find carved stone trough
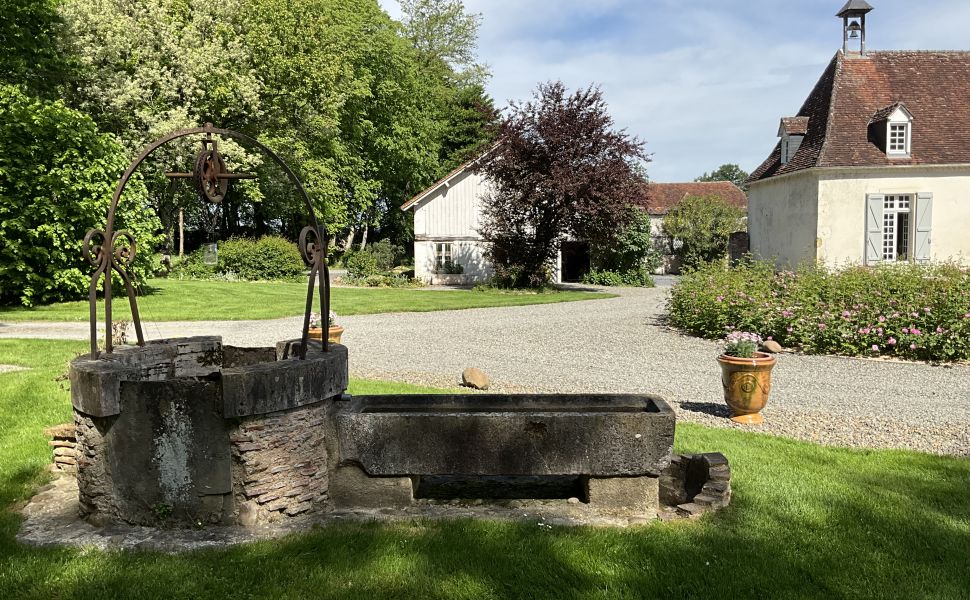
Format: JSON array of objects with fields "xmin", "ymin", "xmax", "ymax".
[{"xmin": 332, "ymin": 394, "xmax": 675, "ymax": 514}]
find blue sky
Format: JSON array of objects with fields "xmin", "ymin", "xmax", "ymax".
[{"xmin": 378, "ymin": 0, "xmax": 970, "ymax": 182}]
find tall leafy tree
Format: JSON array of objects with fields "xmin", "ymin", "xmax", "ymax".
[
  {"xmin": 479, "ymin": 81, "xmax": 648, "ymax": 288},
  {"xmin": 243, "ymin": 0, "xmax": 441, "ymax": 245},
  {"xmin": 0, "ymin": 0, "xmax": 73, "ymax": 98},
  {"xmin": 0, "ymin": 86, "xmax": 162, "ymax": 306},
  {"xmin": 399, "ymin": 0, "xmax": 487, "ymax": 86},
  {"xmin": 438, "ymin": 83, "xmax": 499, "ymax": 173},
  {"xmin": 695, "ymin": 163, "xmax": 750, "ymax": 191}
]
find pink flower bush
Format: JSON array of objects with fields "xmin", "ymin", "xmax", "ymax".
[{"xmin": 668, "ymin": 261, "xmax": 970, "ymax": 362}]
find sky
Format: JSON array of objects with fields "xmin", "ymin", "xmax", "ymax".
[{"xmin": 378, "ymin": 0, "xmax": 970, "ymax": 182}]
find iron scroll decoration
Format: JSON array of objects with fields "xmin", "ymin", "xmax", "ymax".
[{"xmin": 86, "ymin": 123, "xmax": 330, "ymax": 359}]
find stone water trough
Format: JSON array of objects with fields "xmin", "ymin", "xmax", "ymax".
[
  {"xmin": 67, "ymin": 336, "xmax": 729, "ymax": 529},
  {"xmin": 332, "ymin": 394, "xmax": 674, "ymax": 513}
]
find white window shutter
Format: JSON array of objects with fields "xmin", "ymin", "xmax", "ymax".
[
  {"xmin": 865, "ymin": 194, "xmax": 884, "ymax": 265},
  {"xmin": 914, "ymin": 192, "xmax": 933, "ymax": 263}
]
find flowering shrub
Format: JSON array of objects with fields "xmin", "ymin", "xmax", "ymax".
[
  {"xmin": 308, "ymin": 310, "xmax": 337, "ymax": 328},
  {"xmin": 668, "ymin": 261, "xmax": 970, "ymax": 362},
  {"xmin": 723, "ymin": 331, "xmax": 762, "ymax": 358}
]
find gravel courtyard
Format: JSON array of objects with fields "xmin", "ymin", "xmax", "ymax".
[{"xmin": 3, "ymin": 286, "xmax": 969, "ymax": 456}]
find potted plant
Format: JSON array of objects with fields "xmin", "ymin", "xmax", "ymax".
[
  {"xmin": 308, "ymin": 310, "xmax": 343, "ymax": 344},
  {"xmin": 716, "ymin": 331, "xmax": 775, "ymax": 424}
]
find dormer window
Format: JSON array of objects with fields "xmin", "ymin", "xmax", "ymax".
[
  {"xmin": 869, "ymin": 102, "xmax": 912, "ymax": 157},
  {"xmin": 888, "ymin": 122, "xmax": 909, "ymax": 154},
  {"xmin": 778, "ymin": 116, "xmax": 809, "ymax": 165}
]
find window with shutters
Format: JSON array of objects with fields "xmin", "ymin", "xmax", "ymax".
[{"xmin": 881, "ymin": 195, "xmax": 912, "ymax": 261}]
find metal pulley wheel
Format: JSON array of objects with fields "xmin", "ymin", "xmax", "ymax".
[{"xmin": 194, "ymin": 146, "xmax": 230, "ymax": 203}]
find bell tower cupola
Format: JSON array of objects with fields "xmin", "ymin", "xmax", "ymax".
[{"xmin": 837, "ymin": 0, "xmax": 874, "ymax": 56}]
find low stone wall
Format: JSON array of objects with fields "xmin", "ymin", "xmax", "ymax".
[
  {"xmin": 45, "ymin": 424, "xmax": 77, "ymax": 474},
  {"xmin": 73, "ymin": 412, "xmax": 113, "ymax": 524},
  {"xmin": 659, "ymin": 452, "xmax": 732, "ymax": 518}
]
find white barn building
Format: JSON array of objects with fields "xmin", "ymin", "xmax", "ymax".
[
  {"xmin": 400, "ymin": 158, "xmax": 500, "ymax": 285},
  {"xmin": 402, "ymin": 158, "xmax": 747, "ymax": 284}
]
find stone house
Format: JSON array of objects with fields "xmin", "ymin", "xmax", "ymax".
[
  {"xmin": 401, "ymin": 162, "xmax": 746, "ymax": 284},
  {"xmin": 747, "ymin": 2, "xmax": 970, "ymax": 268}
]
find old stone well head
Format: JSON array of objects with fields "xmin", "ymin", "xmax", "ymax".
[{"xmin": 68, "ymin": 124, "xmax": 732, "ymax": 529}]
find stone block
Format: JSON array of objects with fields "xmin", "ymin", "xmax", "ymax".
[
  {"xmin": 337, "ymin": 394, "xmax": 675, "ymax": 477},
  {"xmin": 44, "ymin": 423, "xmax": 75, "ymax": 439},
  {"xmin": 584, "ymin": 476, "xmax": 659, "ymax": 515},
  {"xmin": 676, "ymin": 502, "xmax": 707, "ymax": 519},
  {"xmin": 69, "ymin": 358, "xmax": 139, "ymax": 417},
  {"xmin": 223, "ymin": 344, "xmax": 349, "ymax": 417},
  {"xmin": 173, "ymin": 336, "xmax": 223, "ymax": 378},
  {"xmin": 103, "ymin": 379, "xmax": 232, "ymax": 522},
  {"xmin": 223, "ymin": 346, "xmax": 277, "ymax": 369},
  {"xmin": 329, "ymin": 463, "xmax": 414, "ymax": 509}
]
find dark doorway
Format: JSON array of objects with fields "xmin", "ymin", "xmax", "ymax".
[{"xmin": 560, "ymin": 241, "xmax": 591, "ymax": 282}]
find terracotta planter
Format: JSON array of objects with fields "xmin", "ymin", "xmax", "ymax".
[
  {"xmin": 717, "ymin": 351, "xmax": 776, "ymax": 425},
  {"xmin": 308, "ymin": 326, "xmax": 344, "ymax": 344}
]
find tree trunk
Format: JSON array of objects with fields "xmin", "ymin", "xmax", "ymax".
[
  {"xmin": 359, "ymin": 222, "xmax": 369, "ymax": 249},
  {"xmin": 178, "ymin": 209, "xmax": 185, "ymax": 257},
  {"xmin": 342, "ymin": 228, "xmax": 356, "ymax": 251}
]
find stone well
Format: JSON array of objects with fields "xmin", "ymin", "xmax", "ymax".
[
  {"xmin": 69, "ymin": 336, "xmax": 348, "ymax": 526},
  {"xmin": 68, "ymin": 337, "xmax": 731, "ymax": 529}
]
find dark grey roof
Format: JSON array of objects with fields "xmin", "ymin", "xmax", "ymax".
[{"xmin": 836, "ymin": 0, "xmax": 874, "ymax": 17}]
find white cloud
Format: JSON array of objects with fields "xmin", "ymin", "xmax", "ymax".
[{"xmin": 379, "ymin": 0, "xmax": 970, "ymax": 181}]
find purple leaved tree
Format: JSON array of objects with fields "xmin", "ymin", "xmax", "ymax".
[{"xmin": 478, "ymin": 81, "xmax": 648, "ymax": 288}]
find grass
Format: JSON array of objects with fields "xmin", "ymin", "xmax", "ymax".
[
  {"xmin": 1, "ymin": 338, "xmax": 969, "ymax": 599},
  {"xmin": 0, "ymin": 279, "xmax": 613, "ymax": 322}
]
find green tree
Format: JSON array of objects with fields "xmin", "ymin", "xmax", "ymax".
[
  {"xmin": 0, "ymin": 86, "xmax": 162, "ymax": 306},
  {"xmin": 661, "ymin": 194, "xmax": 745, "ymax": 270},
  {"xmin": 437, "ymin": 83, "xmax": 499, "ymax": 173},
  {"xmin": 695, "ymin": 163, "xmax": 749, "ymax": 191},
  {"xmin": 399, "ymin": 0, "xmax": 488, "ymax": 86},
  {"xmin": 0, "ymin": 0, "xmax": 73, "ymax": 98},
  {"xmin": 243, "ymin": 0, "xmax": 441, "ymax": 246},
  {"xmin": 590, "ymin": 206, "xmax": 662, "ymax": 277}
]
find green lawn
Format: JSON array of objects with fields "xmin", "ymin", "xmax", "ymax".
[
  {"xmin": 0, "ymin": 279, "xmax": 613, "ymax": 322},
  {"xmin": 1, "ymin": 339, "xmax": 969, "ymax": 599}
]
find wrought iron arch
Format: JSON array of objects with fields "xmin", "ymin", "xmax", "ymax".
[{"xmin": 85, "ymin": 123, "xmax": 330, "ymax": 359}]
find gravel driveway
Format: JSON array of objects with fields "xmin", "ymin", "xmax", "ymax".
[{"xmin": 3, "ymin": 286, "xmax": 969, "ymax": 456}]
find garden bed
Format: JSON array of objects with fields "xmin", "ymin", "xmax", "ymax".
[{"xmin": 668, "ymin": 261, "xmax": 970, "ymax": 362}]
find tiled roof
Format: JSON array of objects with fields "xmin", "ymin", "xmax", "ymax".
[
  {"xmin": 780, "ymin": 117, "xmax": 810, "ymax": 135},
  {"xmin": 868, "ymin": 101, "xmax": 907, "ymax": 124},
  {"xmin": 644, "ymin": 182, "xmax": 747, "ymax": 216},
  {"xmin": 749, "ymin": 51, "xmax": 970, "ymax": 184}
]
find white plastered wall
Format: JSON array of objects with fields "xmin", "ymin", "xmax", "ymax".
[
  {"xmin": 817, "ymin": 168, "xmax": 970, "ymax": 267},
  {"xmin": 747, "ymin": 171, "xmax": 820, "ymax": 268}
]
